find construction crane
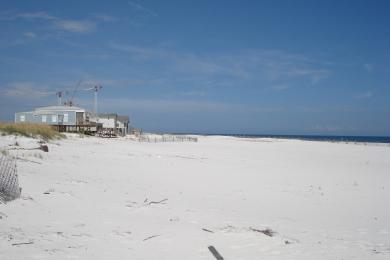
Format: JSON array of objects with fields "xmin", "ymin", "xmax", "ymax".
[
  {"xmin": 64, "ymin": 80, "xmax": 83, "ymax": 106},
  {"xmin": 38, "ymin": 90, "xmax": 67, "ymax": 105},
  {"xmin": 51, "ymin": 80, "xmax": 102, "ymax": 116},
  {"xmin": 84, "ymin": 85, "xmax": 103, "ymax": 116}
]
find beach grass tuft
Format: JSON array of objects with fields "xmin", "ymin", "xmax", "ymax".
[{"xmin": 0, "ymin": 122, "xmax": 65, "ymax": 140}]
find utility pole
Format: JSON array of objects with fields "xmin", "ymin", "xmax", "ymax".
[
  {"xmin": 56, "ymin": 91, "xmax": 63, "ymax": 106},
  {"xmin": 93, "ymin": 85, "xmax": 102, "ymax": 117}
]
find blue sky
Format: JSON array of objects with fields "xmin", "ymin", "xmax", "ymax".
[{"xmin": 0, "ymin": 0, "xmax": 389, "ymax": 135}]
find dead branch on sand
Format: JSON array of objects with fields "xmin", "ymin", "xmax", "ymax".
[
  {"xmin": 143, "ymin": 235, "xmax": 160, "ymax": 241},
  {"xmin": 12, "ymin": 241, "xmax": 34, "ymax": 246},
  {"xmin": 148, "ymin": 198, "xmax": 168, "ymax": 205},
  {"xmin": 249, "ymin": 227, "xmax": 275, "ymax": 237},
  {"xmin": 208, "ymin": 245, "xmax": 224, "ymax": 260}
]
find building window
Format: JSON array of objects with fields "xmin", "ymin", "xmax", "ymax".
[
  {"xmin": 52, "ymin": 115, "xmax": 57, "ymax": 123},
  {"xmin": 20, "ymin": 115, "xmax": 25, "ymax": 122},
  {"xmin": 42, "ymin": 115, "xmax": 47, "ymax": 123},
  {"xmin": 63, "ymin": 113, "xmax": 68, "ymax": 123}
]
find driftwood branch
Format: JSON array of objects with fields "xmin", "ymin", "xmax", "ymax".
[
  {"xmin": 208, "ymin": 246, "xmax": 224, "ymax": 260},
  {"xmin": 7, "ymin": 145, "xmax": 48, "ymax": 152},
  {"xmin": 143, "ymin": 235, "xmax": 160, "ymax": 241},
  {"xmin": 202, "ymin": 228, "xmax": 214, "ymax": 233},
  {"xmin": 148, "ymin": 198, "xmax": 168, "ymax": 205},
  {"xmin": 12, "ymin": 241, "xmax": 34, "ymax": 246},
  {"xmin": 249, "ymin": 227, "xmax": 275, "ymax": 237}
]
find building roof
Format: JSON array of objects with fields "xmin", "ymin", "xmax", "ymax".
[
  {"xmin": 93, "ymin": 113, "xmax": 129, "ymax": 122},
  {"xmin": 117, "ymin": 115, "xmax": 129, "ymax": 123},
  {"xmin": 35, "ymin": 105, "xmax": 85, "ymax": 112},
  {"xmin": 97, "ymin": 113, "xmax": 117, "ymax": 119}
]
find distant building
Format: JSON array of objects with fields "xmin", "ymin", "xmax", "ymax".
[
  {"xmin": 15, "ymin": 106, "xmax": 85, "ymax": 125},
  {"xmin": 117, "ymin": 115, "xmax": 130, "ymax": 136},
  {"xmin": 14, "ymin": 106, "xmax": 99, "ymax": 132},
  {"xmin": 15, "ymin": 106, "xmax": 130, "ymax": 136},
  {"xmin": 89, "ymin": 113, "xmax": 130, "ymax": 136}
]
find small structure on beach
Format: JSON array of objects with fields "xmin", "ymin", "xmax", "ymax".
[{"xmin": 89, "ymin": 113, "xmax": 129, "ymax": 136}]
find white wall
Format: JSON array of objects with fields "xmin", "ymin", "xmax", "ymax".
[{"xmin": 98, "ymin": 118, "xmax": 116, "ymax": 128}]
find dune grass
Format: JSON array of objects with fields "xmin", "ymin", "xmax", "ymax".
[{"xmin": 0, "ymin": 122, "xmax": 65, "ymax": 140}]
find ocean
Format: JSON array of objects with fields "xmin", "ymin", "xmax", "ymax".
[{"xmin": 198, "ymin": 134, "xmax": 390, "ymax": 144}]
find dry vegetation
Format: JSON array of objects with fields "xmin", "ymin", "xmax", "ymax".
[{"xmin": 0, "ymin": 122, "xmax": 65, "ymax": 140}]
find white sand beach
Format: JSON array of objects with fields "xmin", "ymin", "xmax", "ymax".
[{"xmin": 1, "ymin": 135, "xmax": 390, "ymax": 259}]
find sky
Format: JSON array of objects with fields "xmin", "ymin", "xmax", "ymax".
[{"xmin": 0, "ymin": 0, "xmax": 389, "ymax": 135}]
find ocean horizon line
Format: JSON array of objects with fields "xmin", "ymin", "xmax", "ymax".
[{"xmin": 162, "ymin": 133, "xmax": 390, "ymax": 144}]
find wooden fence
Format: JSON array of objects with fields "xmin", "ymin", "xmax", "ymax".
[
  {"xmin": 0, "ymin": 154, "xmax": 21, "ymax": 203},
  {"xmin": 138, "ymin": 135, "xmax": 198, "ymax": 143}
]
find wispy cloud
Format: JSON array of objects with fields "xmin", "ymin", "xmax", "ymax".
[
  {"xmin": 364, "ymin": 63, "xmax": 374, "ymax": 72},
  {"xmin": 128, "ymin": 1, "xmax": 157, "ymax": 17},
  {"xmin": 354, "ymin": 91, "xmax": 373, "ymax": 99},
  {"xmin": 0, "ymin": 11, "xmax": 55, "ymax": 20},
  {"xmin": 95, "ymin": 98, "xmax": 283, "ymax": 115},
  {"xmin": 287, "ymin": 68, "xmax": 330, "ymax": 84},
  {"xmin": 270, "ymin": 84, "xmax": 290, "ymax": 91},
  {"xmin": 109, "ymin": 43, "xmax": 332, "ymax": 88},
  {"xmin": 23, "ymin": 32, "xmax": 37, "ymax": 38},
  {"xmin": 109, "ymin": 42, "xmax": 166, "ymax": 60},
  {"xmin": 0, "ymin": 82, "xmax": 53, "ymax": 100},
  {"xmin": 180, "ymin": 90, "xmax": 207, "ymax": 97},
  {"xmin": 92, "ymin": 14, "xmax": 117, "ymax": 22},
  {"xmin": 54, "ymin": 19, "xmax": 96, "ymax": 33},
  {"xmin": 80, "ymin": 53, "xmax": 113, "ymax": 60},
  {"xmin": 1, "ymin": 10, "xmax": 115, "ymax": 34}
]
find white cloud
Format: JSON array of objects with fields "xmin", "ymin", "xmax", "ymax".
[
  {"xmin": 354, "ymin": 91, "xmax": 373, "ymax": 99},
  {"xmin": 80, "ymin": 53, "xmax": 113, "ymax": 60},
  {"xmin": 0, "ymin": 11, "xmax": 56, "ymax": 20},
  {"xmin": 287, "ymin": 68, "xmax": 330, "ymax": 84},
  {"xmin": 54, "ymin": 20, "xmax": 96, "ymax": 33},
  {"xmin": 94, "ymin": 98, "xmax": 282, "ymax": 115},
  {"xmin": 109, "ymin": 42, "xmax": 167, "ymax": 60},
  {"xmin": 364, "ymin": 63, "xmax": 374, "ymax": 72},
  {"xmin": 180, "ymin": 90, "xmax": 207, "ymax": 97},
  {"xmin": 109, "ymin": 43, "xmax": 332, "ymax": 87},
  {"xmin": 1, "ymin": 10, "xmax": 114, "ymax": 34},
  {"xmin": 92, "ymin": 14, "xmax": 117, "ymax": 22},
  {"xmin": 128, "ymin": 1, "xmax": 157, "ymax": 17},
  {"xmin": 23, "ymin": 32, "xmax": 36, "ymax": 38},
  {"xmin": 271, "ymin": 84, "xmax": 290, "ymax": 91},
  {"xmin": 1, "ymin": 82, "xmax": 53, "ymax": 99}
]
